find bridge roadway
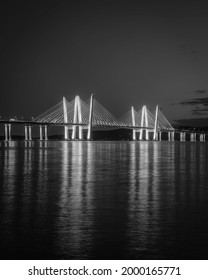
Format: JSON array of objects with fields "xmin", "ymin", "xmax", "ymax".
[
  {"xmin": 0, "ymin": 119, "xmax": 206, "ymax": 142},
  {"xmin": 0, "ymin": 119, "xmax": 172, "ymax": 129}
]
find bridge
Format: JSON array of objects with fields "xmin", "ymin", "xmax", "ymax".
[{"xmin": 0, "ymin": 94, "xmax": 207, "ymax": 141}]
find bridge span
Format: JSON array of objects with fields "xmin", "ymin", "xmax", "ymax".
[{"xmin": 0, "ymin": 94, "xmax": 207, "ymax": 142}]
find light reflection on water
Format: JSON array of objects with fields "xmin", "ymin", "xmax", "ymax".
[{"xmin": 0, "ymin": 141, "xmax": 208, "ymax": 259}]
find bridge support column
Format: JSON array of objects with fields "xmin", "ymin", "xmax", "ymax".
[
  {"xmin": 72, "ymin": 127, "xmax": 76, "ymax": 140},
  {"xmin": 145, "ymin": 130, "xmax": 149, "ymax": 140},
  {"xmin": 171, "ymin": 132, "xmax": 174, "ymax": 141},
  {"xmin": 64, "ymin": 127, "xmax": 68, "ymax": 140},
  {"xmin": 190, "ymin": 133, "xmax": 196, "ymax": 141},
  {"xmin": 200, "ymin": 134, "xmax": 203, "ymax": 141},
  {"xmin": 180, "ymin": 132, "xmax": 186, "ymax": 141},
  {"xmin": 40, "ymin": 126, "xmax": 43, "ymax": 141},
  {"xmin": 8, "ymin": 124, "xmax": 11, "ymax": 141},
  {"xmin": 79, "ymin": 126, "xmax": 83, "ymax": 140},
  {"xmin": 4, "ymin": 124, "xmax": 8, "ymax": 141},
  {"xmin": 44, "ymin": 125, "xmax": 48, "ymax": 141},
  {"xmin": 159, "ymin": 132, "xmax": 162, "ymax": 141},
  {"xmin": 190, "ymin": 133, "xmax": 192, "ymax": 141},
  {"xmin": 29, "ymin": 126, "xmax": 32, "ymax": 141},
  {"xmin": 25, "ymin": 125, "xmax": 28, "ymax": 141},
  {"xmin": 203, "ymin": 134, "xmax": 206, "ymax": 141},
  {"xmin": 139, "ymin": 129, "xmax": 143, "ymax": 140},
  {"xmin": 168, "ymin": 132, "xmax": 171, "ymax": 141},
  {"xmin": 132, "ymin": 129, "xmax": 136, "ymax": 140}
]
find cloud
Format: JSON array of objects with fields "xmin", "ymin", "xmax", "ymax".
[
  {"xmin": 178, "ymin": 96, "xmax": 208, "ymax": 116},
  {"xmin": 179, "ymin": 97, "xmax": 208, "ymax": 106},
  {"xmin": 192, "ymin": 108, "xmax": 208, "ymax": 115},
  {"xmin": 194, "ymin": 89, "xmax": 207, "ymax": 94}
]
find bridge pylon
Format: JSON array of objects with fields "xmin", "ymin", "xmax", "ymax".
[
  {"xmin": 87, "ymin": 94, "xmax": 94, "ymax": 140},
  {"xmin": 63, "ymin": 97, "xmax": 69, "ymax": 140},
  {"xmin": 140, "ymin": 106, "xmax": 149, "ymax": 140},
  {"xmin": 131, "ymin": 106, "xmax": 136, "ymax": 140},
  {"xmin": 153, "ymin": 105, "xmax": 159, "ymax": 140},
  {"xmin": 72, "ymin": 96, "xmax": 83, "ymax": 140}
]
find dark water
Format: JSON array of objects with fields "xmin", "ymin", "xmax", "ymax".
[{"xmin": 0, "ymin": 140, "xmax": 208, "ymax": 260}]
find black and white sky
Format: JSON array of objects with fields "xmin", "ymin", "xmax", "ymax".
[{"xmin": 1, "ymin": 0, "xmax": 208, "ymax": 126}]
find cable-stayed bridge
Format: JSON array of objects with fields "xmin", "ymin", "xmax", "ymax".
[{"xmin": 0, "ymin": 94, "xmax": 207, "ymax": 141}]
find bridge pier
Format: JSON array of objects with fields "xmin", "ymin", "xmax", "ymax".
[
  {"xmin": 139, "ymin": 129, "xmax": 149, "ymax": 140},
  {"xmin": 139, "ymin": 129, "xmax": 143, "ymax": 140},
  {"xmin": 168, "ymin": 132, "xmax": 171, "ymax": 141},
  {"xmin": 199, "ymin": 133, "xmax": 205, "ymax": 142},
  {"xmin": 4, "ymin": 124, "xmax": 11, "ymax": 141},
  {"xmin": 24, "ymin": 125, "xmax": 32, "ymax": 141},
  {"xmin": 29, "ymin": 126, "xmax": 32, "ymax": 140},
  {"xmin": 72, "ymin": 126, "xmax": 76, "ymax": 140},
  {"xmin": 180, "ymin": 132, "xmax": 186, "ymax": 141},
  {"xmin": 8, "ymin": 124, "xmax": 11, "ymax": 141},
  {"xmin": 190, "ymin": 133, "xmax": 196, "ymax": 141},
  {"xmin": 4, "ymin": 124, "xmax": 8, "ymax": 141},
  {"xmin": 40, "ymin": 126, "xmax": 43, "ymax": 140},
  {"xmin": 39, "ymin": 125, "xmax": 48, "ymax": 140},
  {"xmin": 25, "ymin": 125, "xmax": 28, "ymax": 141},
  {"xmin": 145, "ymin": 130, "xmax": 149, "ymax": 140},
  {"xmin": 132, "ymin": 130, "xmax": 136, "ymax": 140},
  {"xmin": 64, "ymin": 127, "xmax": 69, "ymax": 140},
  {"xmin": 159, "ymin": 132, "xmax": 162, "ymax": 141},
  {"xmin": 79, "ymin": 126, "xmax": 83, "ymax": 140},
  {"xmin": 171, "ymin": 131, "xmax": 175, "ymax": 141},
  {"xmin": 45, "ymin": 125, "xmax": 48, "ymax": 141},
  {"xmin": 193, "ymin": 133, "xmax": 196, "ymax": 141}
]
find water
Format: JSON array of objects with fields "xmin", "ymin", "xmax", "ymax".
[{"xmin": 0, "ymin": 140, "xmax": 208, "ymax": 260}]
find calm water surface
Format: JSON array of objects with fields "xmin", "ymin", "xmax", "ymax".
[{"xmin": 0, "ymin": 140, "xmax": 208, "ymax": 259}]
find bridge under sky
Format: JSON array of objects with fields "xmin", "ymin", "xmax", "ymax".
[
  {"xmin": 1, "ymin": 1, "xmax": 208, "ymax": 127},
  {"xmin": 0, "ymin": 94, "xmax": 206, "ymax": 142}
]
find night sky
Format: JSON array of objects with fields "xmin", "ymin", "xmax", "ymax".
[{"xmin": 1, "ymin": 0, "xmax": 208, "ymax": 126}]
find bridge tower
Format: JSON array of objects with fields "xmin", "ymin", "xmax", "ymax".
[
  {"xmin": 131, "ymin": 106, "xmax": 136, "ymax": 140},
  {"xmin": 63, "ymin": 97, "xmax": 68, "ymax": 140},
  {"xmin": 87, "ymin": 94, "xmax": 94, "ymax": 140},
  {"xmin": 153, "ymin": 105, "xmax": 159, "ymax": 140},
  {"xmin": 140, "ymin": 106, "xmax": 149, "ymax": 140},
  {"xmin": 72, "ymin": 96, "xmax": 83, "ymax": 140}
]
